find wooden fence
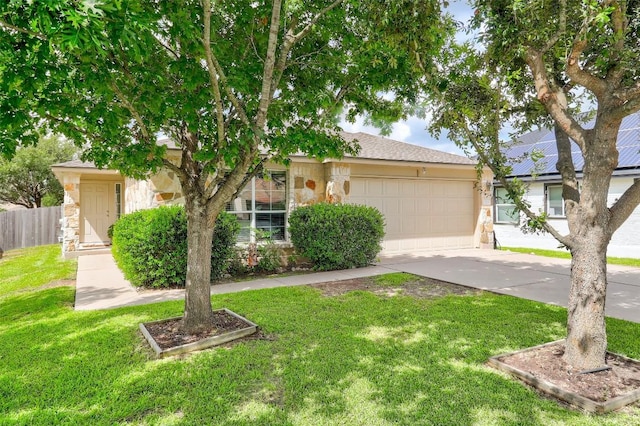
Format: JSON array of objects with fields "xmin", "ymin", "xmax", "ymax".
[{"xmin": 0, "ymin": 206, "xmax": 63, "ymax": 252}]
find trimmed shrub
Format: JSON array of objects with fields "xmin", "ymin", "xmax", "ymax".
[
  {"xmin": 111, "ymin": 206, "xmax": 239, "ymax": 288},
  {"xmin": 288, "ymin": 203, "xmax": 385, "ymax": 271},
  {"xmin": 210, "ymin": 210, "xmax": 241, "ymax": 279}
]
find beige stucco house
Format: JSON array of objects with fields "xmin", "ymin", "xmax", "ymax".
[{"xmin": 53, "ymin": 132, "xmax": 493, "ymax": 258}]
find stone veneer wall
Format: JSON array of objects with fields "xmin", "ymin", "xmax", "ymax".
[
  {"xmin": 61, "ymin": 174, "xmax": 81, "ymax": 253},
  {"xmin": 324, "ymin": 162, "xmax": 351, "ymax": 204},
  {"xmin": 125, "ymin": 160, "xmax": 348, "ymax": 218},
  {"xmin": 289, "ymin": 162, "xmax": 327, "ymax": 207},
  {"xmin": 124, "ymin": 170, "xmax": 183, "ymax": 214},
  {"xmin": 287, "ymin": 161, "xmax": 352, "ymax": 207}
]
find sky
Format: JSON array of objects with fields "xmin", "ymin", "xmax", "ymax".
[{"xmin": 339, "ymin": 1, "xmax": 475, "ymax": 156}]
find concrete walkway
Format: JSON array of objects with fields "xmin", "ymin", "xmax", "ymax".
[{"xmin": 75, "ymin": 249, "xmax": 640, "ymax": 323}]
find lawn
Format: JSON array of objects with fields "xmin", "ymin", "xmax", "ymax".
[
  {"xmin": 2, "ymin": 248, "xmax": 640, "ymax": 424},
  {"xmin": 501, "ymin": 246, "xmax": 640, "ymax": 267},
  {"xmin": 0, "ymin": 244, "xmax": 77, "ymax": 297}
]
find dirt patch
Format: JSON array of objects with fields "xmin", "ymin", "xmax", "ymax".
[
  {"xmin": 38, "ymin": 279, "xmax": 76, "ymax": 290},
  {"xmin": 5, "ymin": 280, "xmax": 76, "ymax": 297},
  {"xmin": 310, "ymin": 276, "xmax": 480, "ymax": 298},
  {"xmin": 497, "ymin": 341, "xmax": 640, "ymax": 406}
]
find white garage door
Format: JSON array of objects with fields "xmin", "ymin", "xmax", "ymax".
[{"xmin": 350, "ymin": 178, "xmax": 475, "ymax": 253}]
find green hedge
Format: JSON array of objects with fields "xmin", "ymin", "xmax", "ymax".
[
  {"xmin": 288, "ymin": 203, "xmax": 385, "ymax": 271},
  {"xmin": 111, "ymin": 206, "xmax": 239, "ymax": 288}
]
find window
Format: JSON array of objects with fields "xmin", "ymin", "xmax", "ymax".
[
  {"xmin": 115, "ymin": 183, "xmax": 122, "ymax": 219},
  {"xmin": 494, "ymin": 187, "xmax": 519, "ymax": 223},
  {"xmin": 226, "ymin": 171, "xmax": 287, "ymax": 242},
  {"xmin": 546, "ymin": 185, "xmax": 565, "ymax": 217}
]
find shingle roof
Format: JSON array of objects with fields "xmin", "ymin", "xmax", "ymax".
[
  {"xmin": 52, "ymin": 159, "xmax": 96, "ymax": 168},
  {"xmin": 505, "ymin": 112, "xmax": 640, "ymax": 178},
  {"xmin": 52, "ymin": 132, "xmax": 475, "ymax": 169},
  {"xmin": 339, "ymin": 132, "xmax": 475, "ymax": 165}
]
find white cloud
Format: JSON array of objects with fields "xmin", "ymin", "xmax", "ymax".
[{"xmin": 389, "ymin": 122, "xmax": 412, "ymax": 142}]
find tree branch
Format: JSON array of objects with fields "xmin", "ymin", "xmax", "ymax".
[
  {"xmin": 202, "ymin": 0, "xmax": 226, "ymax": 150},
  {"xmin": 554, "ymin": 125, "xmax": 581, "ymax": 230},
  {"xmin": 162, "ymin": 157, "xmax": 183, "ymax": 177},
  {"xmin": 255, "ymin": 0, "xmax": 284, "ymax": 129},
  {"xmin": 525, "ymin": 48, "xmax": 588, "ymax": 151},
  {"xmin": 0, "ymin": 19, "xmax": 47, "ymax": 40},
  {"xmin": 565, "ymin": 11, "xmax": 608, "ymax": 98},
  {"xmin": 43, "ymin": 113, "xmax": 106, "ymax": 144},
  {"xmin": 207, "ymin": 48, "xmax": 252, "ymax": 129},
  {"xmin": 540, "ymin": 0, "xmax": 567, "ymax": 52},
  {"xmin": 605, "ymin": 0, "xmax": 627, "ymax": 84},
  {"xmin": 612, "ymin": 81, "xmax": 640, "ymax": 105},
  {"xmin": 609, "ymin": 92, "xmax": 640, "ymax": 120},
  {"xmin": 110, "ymin": 81, "xmax": 151, "ymax": 141},
  {"xmin": 609, "ymin": 179, "xmax": 640, "ymax": 233},
  {"xmin": 151, "ymin": 33, "xmax": 180, "ymax": 59},
  {"xmin": 457, "ymin": 114, "xmax": 573, "ymax": 248},
  {"xmin": 269, "ymin": 0, "xmax": 344, "ymax": 102},
  {"xmin": 291, "ymin": 0, "xmax": 344, "ymax": 43}
]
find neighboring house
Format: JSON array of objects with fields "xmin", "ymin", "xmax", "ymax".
[
  {"xmin": 493, "ymin": 112, "xmax": 640, "ymax": 258},
  {"xmin": 53, "ymin": 132, "xmax": 493, "ymax": 258}
]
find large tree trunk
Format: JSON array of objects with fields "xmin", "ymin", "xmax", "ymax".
[
  {"xmin": 562, "ymin": 120, "xmax": 618, "ymax": 370},
  {"xmin": 565, "ymin": 236, "xmax": 609, "ymax": 370},
  {"xmin": 181, "ymin": 197, "xmax": 215, "ymax": 334}
]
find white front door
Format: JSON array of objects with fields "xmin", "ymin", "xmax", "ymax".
[{"xmin": 81, "ymin": 182, "xmax": 114, "ymax": 244}]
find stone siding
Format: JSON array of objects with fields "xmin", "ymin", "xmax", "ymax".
[
  {"xmin": 289, "ymin": 162, "xmax": 327, "ymax": 207},
  {"xmin": 61, "ymin": 174, "xmax": 81, "ymax": 253},
  {"xmin": 324, "ymin": 162, "xmax": 351, "ymax": 204},
  {"xmin": 124, "ymin": 170, "xmax": 183, "ymax": 214}
]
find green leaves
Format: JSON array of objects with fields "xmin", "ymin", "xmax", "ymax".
[
  {"xmin": 111, "ymin": 206, "xmax": 240, "ymax": 287},
  {"xmin": 0, "ymin": 0, "xmax": 450, "ymax": 178},
  {"xmin": 0, "ymin": 135, "xmax": 76, "ymax": 208},
  {"xmin": 288, "ymin": 203, "xmax": 385, "ymax": 271}
]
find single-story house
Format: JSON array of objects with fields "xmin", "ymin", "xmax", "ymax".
[
  {"xmin": 53, "ymin": 132, "xmax": 493, "ymax": 258},
  {"xmin": 493, "ymin": 112, "xmax": 640, "ymax": 258}
]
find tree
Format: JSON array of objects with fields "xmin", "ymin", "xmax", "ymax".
[
  {"xmin": 0, "ymin": 135, "xmax": 76, "ymax": 208},
  {"xmin": 0, "ymin": 1, "xmax": 450, "ymax": 333},
  {"xmin": 431, "ymin": 0, "xmax": 640, "ymax": 370}
]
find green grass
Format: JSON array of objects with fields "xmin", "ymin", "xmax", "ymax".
[
  {"xmin": 373, "ymin": 272, "xmax": 416, "ymax": 287},
  {"xmin": 502, "ymin": 246, "xmax": 640, "ymax": 267},
  {"xmin": 2, "ymin": 248, "xmax": 640, "ymax": 424},
  {"xmin": 0, "ymin": 245, "xmax": 77, "ymax": 297}
]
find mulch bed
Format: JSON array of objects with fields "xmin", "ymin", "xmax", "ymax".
[
  {"xmin": 497, "ymin": 341, "xmax": 640, "ymax": 403},
  {"xmin": 143, "ymin": 310, "xmax": 253, "ymax": 350}
]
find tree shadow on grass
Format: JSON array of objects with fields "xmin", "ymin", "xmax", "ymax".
[{"xmin": 1, "ymin": 285, "xmax": 640, "ymax": 425}]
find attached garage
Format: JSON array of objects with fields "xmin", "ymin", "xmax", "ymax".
[
  {"xmin": 341, "ymin": 132, "xmax": 488, "ymax": 255},
  {"xmin": 350, "ymin": 177, "xmax": 476, "ymax": 253}
]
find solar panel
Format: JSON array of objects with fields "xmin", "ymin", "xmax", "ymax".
[{"xmin": 504, "ymin": 111, "xmax": 640, "ymax": 177}]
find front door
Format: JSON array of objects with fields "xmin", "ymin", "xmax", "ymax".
[{"xmin": 81, "ymin": 182, "xmax": 114, "ymax": 244}]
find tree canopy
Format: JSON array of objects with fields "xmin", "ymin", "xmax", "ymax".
[
  {"xmin": 0, "ymin": 135, "xmax": 76, "ymax": 208},
  {"xmin": 0, "ymin": 0, "xmax": 452, "ymax": 332}
]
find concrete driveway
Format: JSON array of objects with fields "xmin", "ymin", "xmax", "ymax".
[
  {"xmin": 75, "ymin": 248, "xmax": 640, "ymax": 323},
  {"xmin": 380, "ymin": 249, "xmax": 640, "ymax": 323}
]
